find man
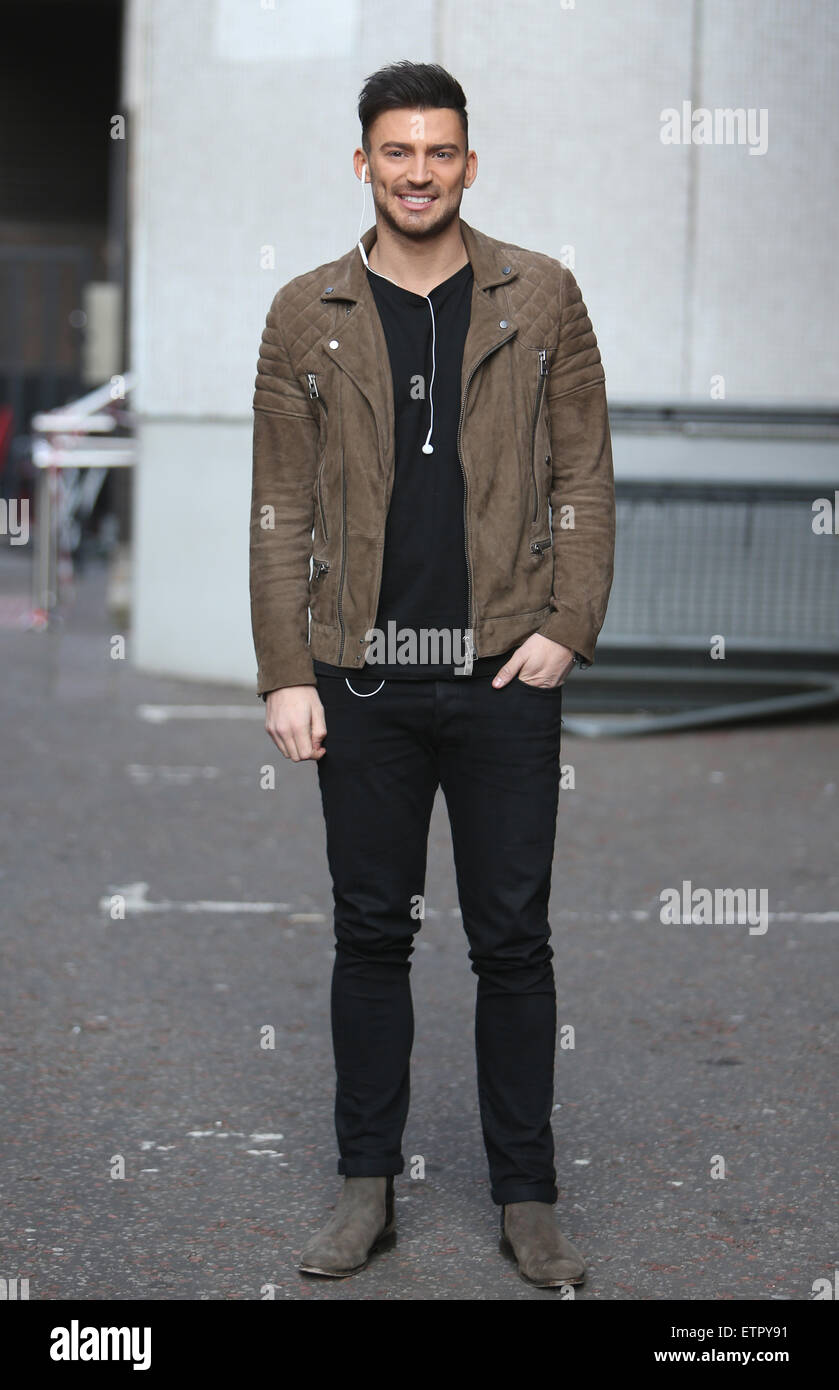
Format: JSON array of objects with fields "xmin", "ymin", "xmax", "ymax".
[{"xmin": 250, "ymin": 60, "xmax": 615, "ymax": 1288}]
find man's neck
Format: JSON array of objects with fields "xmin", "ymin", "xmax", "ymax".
[{"xmin": 367, "ymin": 217, "xmax": 470, "ymax": 296}]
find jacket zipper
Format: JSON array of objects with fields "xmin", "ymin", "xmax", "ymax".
[
  {"xmin": 337, "ymin": 446, "xmax": 347, "ymax": 661},
  {"xmin": 531, "ymin": 349, "xmax": 548, "ymax": 522},
  {"xmin": 530, "ymin": 536, "xmax": 552, "ymax": 554},
  {"xmin": 353, "ymin": 392, "xmax": 391, "ymax": 668},
  {"xmin": 312, "ymin": 559, "xmax": 330, "ymax": 579},
  {"xmin": 456, "ymin": 328, "xmax": 518, "ymax": 647},
  {"xmin": 316, "ymin": 457, "xmax": 328, "ymax": 540},
  {"xmin": 307, "ymin": 374, "xmax": 329, "ymax": 540}
]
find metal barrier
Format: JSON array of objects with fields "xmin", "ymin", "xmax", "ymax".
[
  {"xmin": 562, "ymin": 459, "xmax": 839, "ymax": 735},
  {"xmin": 30, "ymin": 376, "xmax": 136, "ymax": 626}
]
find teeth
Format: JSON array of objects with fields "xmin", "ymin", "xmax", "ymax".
[{"xmin": 401, "ymin": 196, "xmax": 432, "ymax": 204}]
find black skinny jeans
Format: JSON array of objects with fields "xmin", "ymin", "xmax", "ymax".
[{"xmin": 314, "ymin": 668, "xmax": 564, "ymax": 1206}]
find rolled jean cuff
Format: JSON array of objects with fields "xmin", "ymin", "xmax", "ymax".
[
  {"xmin": 492, "ymin": 1181, "xmax": 558, "ymax": 1206},
  {"xmin": 338, "ymin": 1157, "xmax": 405, "ymax": 1178}
]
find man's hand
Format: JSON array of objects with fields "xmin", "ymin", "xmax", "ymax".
[
  {"xmin": 265, "ymin": 686, "xmax": 327, "ymax": 762},
  {"xmin": 491, "ymin": 633, "xmax": 575, "ymax": 689}
]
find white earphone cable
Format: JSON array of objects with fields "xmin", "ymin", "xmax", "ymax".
[{"xmin": 357, "ymin": 164, "xmax": 435, "ymax": 454}]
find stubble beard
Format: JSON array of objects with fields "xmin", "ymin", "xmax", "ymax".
[{"xmin": 372, "ymin": 185, "xmax": 463, "ymax": 243}]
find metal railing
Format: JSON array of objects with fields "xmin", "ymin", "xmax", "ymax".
[
  {"xmin": 30, "ymin": 375, "xmax": 136, "ymax": 626},
  {"xmin": 562, "ymin": 442, "xmax": 839, "ymax": 734}
]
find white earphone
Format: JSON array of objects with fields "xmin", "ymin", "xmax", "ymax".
[{"xmin": 356, "ymin": 159, "xmax": 435, "ymax": 455}]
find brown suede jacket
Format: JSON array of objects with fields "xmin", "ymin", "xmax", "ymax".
[{"xmin": 250, "ymin": 218, "xmax": 615, "ymax": 697}]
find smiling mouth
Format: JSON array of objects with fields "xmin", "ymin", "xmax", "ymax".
[{"xmin": 396, "ymin": 193, "xmax": 437, "ymax": 208}]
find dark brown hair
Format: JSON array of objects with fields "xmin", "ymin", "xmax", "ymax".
[{"xmin": 358, "ymin": 61, "xmax": 469, "ymax": 155}]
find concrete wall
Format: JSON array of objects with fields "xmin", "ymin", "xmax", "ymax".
[{"xmin": 126, "ymin": 0, "xmax": 839, "ymax": 690}]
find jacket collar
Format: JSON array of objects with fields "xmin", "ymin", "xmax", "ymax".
[
  {"xmin": 313, "ymin": 219, "xmax": 519, "ymax": 484},
  {"xmin": 319, "ymin": 218, "xmax": 519, "ymax": 304}
]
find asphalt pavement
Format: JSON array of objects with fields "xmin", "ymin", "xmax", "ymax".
[{"xmin": 1, "ymin": 546, "xmax": 836, "ymax": 1301}]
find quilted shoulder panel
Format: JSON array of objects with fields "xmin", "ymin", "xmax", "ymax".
[
  {"xmin": 475, "ymin": 231, "xmax": 604, "ymax": 392},
  {"xmin": 482, "ymin": 229, "xmax": 605, "ymax": 393},
  {"xmin": 269, "ymin": 248, "xmax": 351, "ymax": 361},
  {"xmin": 477, "ymin": 230, "xmax": 564, "ymax": 347},
  {"xmin": 253, "ymin": 245, "xmax": 353, "ymax": 411}
]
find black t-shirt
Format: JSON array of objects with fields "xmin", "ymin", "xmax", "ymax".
[{"xmin": 313, "ymin": 260, "xmax": 514, "ymax": 680}]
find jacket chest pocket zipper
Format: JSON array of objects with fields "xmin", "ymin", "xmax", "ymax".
[
  {"xmin": 530, "ymin": 349, "xmax": 548, "ymax": 522},
  {"xmin": 312, "ymin": 559, "xmax": 330, "ymax": 580},
  {"xmin": 530, "ymin": 537, "xmax": 552, "ymax": 555},
  {"xmin": 316, "ymin": 458, "xmax": 328, "ymax": 539},
  {"xmin": 308, "ymin": 374, "xmax": 329, "ymax": 540}
]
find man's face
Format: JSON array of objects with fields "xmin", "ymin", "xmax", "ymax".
[{"xmin": 356, "ymin": 106, "xmax": 477, "ymax": 242}]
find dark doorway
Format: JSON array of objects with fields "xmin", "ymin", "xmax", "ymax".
[{"xmin": 0, "ymin": 0, "xmax": 127, "ymax": 542}]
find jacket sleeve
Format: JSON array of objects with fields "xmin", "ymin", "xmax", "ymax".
[
  {"xmin": 534, "ymin": 264, "xmax": 616, "ymax": 668},
  {"xmin": 249, "ymin": 288, "xmax": 320, "ymax": 696}
]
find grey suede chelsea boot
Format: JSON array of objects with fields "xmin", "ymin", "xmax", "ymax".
[
  {"xmin": 297, "ymin": 1175, "xmax": 396, "ymax": 1277},
  {"xmin": 500, "ymin": 1201, "xmax": 587, "ymax": 1287}
]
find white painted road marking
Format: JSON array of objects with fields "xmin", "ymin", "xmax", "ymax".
[
  {"xmin": 99, "ymin": 882, "xmax": 293, "ymax": 915},
  {"xmin": 97, "ymin": 883, "xmax": 838, "ymax": 924},
  {"xmin": 126, "ymin": 764, "xmax": 221, "ymax": 784},
  {"xmin": 137, "ymin": 705, "xmax": 264, "ymax": 723}
]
